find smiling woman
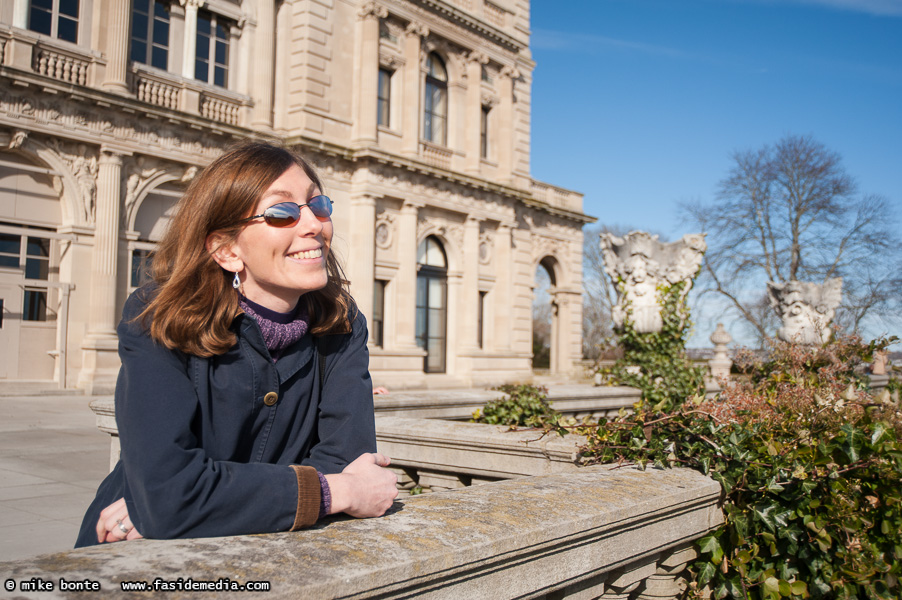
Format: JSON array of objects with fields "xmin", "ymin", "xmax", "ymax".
[{"xmin": 75, "ymin": 140, "xmax": 397, "ymax": 547}]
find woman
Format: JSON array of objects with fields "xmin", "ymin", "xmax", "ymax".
[{"xmin": 75, "ymin": 141, "xmax": 397, "ymax": 547}]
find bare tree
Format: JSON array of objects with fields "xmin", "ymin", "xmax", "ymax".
[{"xmin": 684, "ymin": 134, "xmax": 901, "ymax": 344}]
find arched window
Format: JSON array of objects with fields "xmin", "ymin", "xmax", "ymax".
[
  {"xmin": 416, "ymin": 236, "xmax": 448, "ymax": 373},
  {"xmin": 424, "ymin": 53, "xmax": 448, "ymax": 146}
]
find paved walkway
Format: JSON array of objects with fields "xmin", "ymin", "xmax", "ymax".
[{"xmin": 0, "ymin": 383, "xmax": 110, "ymax": 561}]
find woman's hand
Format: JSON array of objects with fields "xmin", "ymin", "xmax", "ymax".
[
  {"xmin": 325, "ymin": 453, "xmax": 398, "ymax": 518},
  {"xmin": 96, "ymin": 498, "xmax": 144, "ymax": 543}
]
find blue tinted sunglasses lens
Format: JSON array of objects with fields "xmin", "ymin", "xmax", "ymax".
[
  {"xmin": 308, "ymin": 195, "xmax": 333, "ymax": 218},
  {"xmin": 262, "ymin": 196, "xmax": 333, "ymax": 226}
]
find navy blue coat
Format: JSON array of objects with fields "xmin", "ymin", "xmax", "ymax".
[{"xmin": 75, "ymin": 288, "xmax": 376, "ymax": 547}]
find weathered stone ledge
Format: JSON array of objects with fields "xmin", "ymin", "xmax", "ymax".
[{"xmin": 0, "ymin": 466, "xmax": 722, "ymax": 600}]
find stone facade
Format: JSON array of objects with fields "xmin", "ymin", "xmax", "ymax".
[{"xmin": 0, "ymin": 0, "xmax": 591, "ymax": 391}]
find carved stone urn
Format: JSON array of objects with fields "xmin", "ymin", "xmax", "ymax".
[
  {"xmin": 767, "ymin": 279, "xmax": 842, "ymax": 345},
  {"xmin": 600, "ymin": 231, "xmax": 706, "ymax": 334}
]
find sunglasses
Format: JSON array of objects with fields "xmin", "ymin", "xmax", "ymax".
[{"xmin": 238, "ymin": 195, "xmax": 333, "ymax": 227}]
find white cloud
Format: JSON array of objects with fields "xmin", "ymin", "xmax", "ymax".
[
  {"xmin": 730, "ymin": 0, "xmax": 902, "ymax": 17},
  {"xmin": 532, "ymin": 29, "xmax": 696, "ymax": 60}
]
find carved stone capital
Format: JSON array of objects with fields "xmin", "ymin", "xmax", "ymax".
[
  {"xmin": 359, "ymin": 1, "xmax": 388, "ymax": 20},
  {"xmin": 500, "ymin": 65, "xmax": 520, "ymax": 80},
  {"xmin": 405, "ymin": 22, "xmax": 429, "ymax": 39}
]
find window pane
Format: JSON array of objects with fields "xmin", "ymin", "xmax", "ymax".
[
  {"xmin": 152, "ymin": 19, "xmax": 169, "ymax": 46},
  {"xmin": 32, "ymin": 0, "xmax": 53, "ymax": 9},
  {"xmin": 23, "ymin": 290, "xmax": 47, "ymax": 321},
  {"xmin": 195, "ymin": 59, "xmax": 209, "ymax": 83},
  {"xmin": 26, "ymin": 237, "xmax": 50, "ymax": 257},
  {"xmin": 131, "ymin": 250, "xmax": 153, "ymax": 287},
  {"xmin": 197, "ymin": 13, "xmax": 211, "ymax": 35},
  {"xmin": 133, "ymin": 12, "xmax": 149, "ymax": 40},
  {"xmin": 214, "ymin": 66, "xmax": 226, "ymax": 88},
  {"xmin": 0, "ymin": 255, "xmax": 18, "ymax": 268},
  {"xmin": 25, "ymin": 258, "xmax": 49, "ymax": 280},
  {"xmin": 59, "ymin": 0, "xmax": 79, "ymax": 18},
  {"xmin": 131, "ymin": 40, "xmax": 146, "ymax": 63},
  {"xmin": 29, "ymin": 6, "xmax": 52, "ymax": 36},
  {"xmin": 0, "ymin": 233, "xmax": 20, "ymax": 254},
  {"xmin": 151, "ymin": 46, "xmax": 167, "ymax": 69},
  {"xmin": 134, "ymin": 0, "xmax": 149, "ymax": 12},
  {"xmin": 58, "ymin": 16, "xmax": 78, "ymax": 42}
]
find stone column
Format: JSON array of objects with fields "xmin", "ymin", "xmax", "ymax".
[
  {"xmin": 460, "ymin": 216, "xmax": 481, "ymax": 350},
  {"xmin": 395, "ymin": 201, "xmax": 421, "ymax": 349},
  {"xmin": 79, "ymin": 149, "xmax": 126, "ymax": 394},
  {"xmin": 497, "ymin": 66, "xmax": 518, "ymax": 182},
  {"xmin": 401, "ymin": 24, "xmax": 427, "ymax": 157},
  {"xmin": 464, "ymin": 53, "xmax": 486, "ymax": 173},
  {"xmin": 182, "ymin": 0, "xmax": 202, "ymax": 79},
  {"xmin": 101, "ymin": 0, "xmax": 131, "ymax": 94},
  {"xmin": 349, "ymin": 194, "xmax": 376, "ymax": 339},
  {"xmin": 353, "ymin": 4, "xmax": 385, "ymax": 146},
  {"xmin": 251, "ymin": 0, "xmax": 275, "ymax": 129},
  {"xmin": 493, "ymin": 224, "xmax": 513, "ymax": 351}
]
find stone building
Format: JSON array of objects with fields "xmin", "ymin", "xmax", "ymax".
[{"xmin": 0, "ymin": 0, "xmax": 592, "ymax": 392}]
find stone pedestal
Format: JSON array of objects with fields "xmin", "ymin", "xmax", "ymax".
[{"xmin": 708, "ymin": 323, "xmax": 732, "ymax": 382}]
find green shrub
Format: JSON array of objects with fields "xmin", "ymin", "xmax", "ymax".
[
  {"xmin": 471, "ymin": 384, "xmax": 559, "ymax": 428},
  {"xmin": 578, "ymin": 334, "xmax": 901, "ymax": 599}
]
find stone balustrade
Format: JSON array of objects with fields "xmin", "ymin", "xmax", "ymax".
[
  {"xmin": 0, "ymin": 465, "xmax": 722, "ymax": 599},
  {"xmin": 132, "ymin": 64, "xmax": 250, "ymax": 126},
  {"xmin": 530, "ymin": 180, "xmax": 584, "ymax": 213},
  {"xmin": 0, "ymin": 27, "xmax": 104, "ymax": 87}
]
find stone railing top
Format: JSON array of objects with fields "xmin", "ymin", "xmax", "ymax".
[
  {"xmin": 0, "ymin": 466, "xmax": 723, "ymax": 599},
  {"xmin": 373, "ymin": 384, "xmax": 640, "ymax": 420}
]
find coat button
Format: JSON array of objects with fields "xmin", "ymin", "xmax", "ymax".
[{"xmin": 263, "ymin": 392, "xmax": 279, "ymax": 406}]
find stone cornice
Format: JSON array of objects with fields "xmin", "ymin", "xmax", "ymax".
[{"xmin": 389, "ymin": 0, "xmax": 526, "ymax": 54}]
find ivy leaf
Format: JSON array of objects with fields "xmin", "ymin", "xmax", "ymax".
[
  {"xmin": 871, "ymin": 422, "xmax": 889, "ymax": 445},
  {"xmin": 763, "ymin": 576, "xmax": 781, "ymax": 595},
  {"xmin": 840, "ymin": 424, "xmax": 866, "ymax": 463},
  {"xmin": 696, "ymin": 561, "xmax": 717, "ymax": 587},
  {"xmin": 698, "ymin": 534, "xmax": 721, "ymax": 554},
  {"xmin": 790, "ymin": 580, "xmax": 808, "ymax": 596}
]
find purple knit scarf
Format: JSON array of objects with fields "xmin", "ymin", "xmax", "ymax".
[{"xmin": 239, "ymin": 296, "xmax": 309, "ymax": 360}]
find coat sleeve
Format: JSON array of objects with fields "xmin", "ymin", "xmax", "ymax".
[
  {"xmin": 303, "ymin": 309, "xmax": 377, "ymax": 474},
  {"xmin": 116, "ymin": 291, "xmax": 320, "ymax": 540}
]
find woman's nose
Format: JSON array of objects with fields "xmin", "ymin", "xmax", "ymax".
[{"xmin": 295, "ymin": 205, "xmax": 324, "ymax": 236}]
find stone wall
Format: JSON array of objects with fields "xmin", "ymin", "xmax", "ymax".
[{"xmin": 0, "ymin": 466, "xmax": 722, "ymax": 600}]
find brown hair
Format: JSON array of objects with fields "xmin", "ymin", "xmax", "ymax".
[{"xmin": 140, "ymin": 140, "xmax": 353, "ymax": 356}]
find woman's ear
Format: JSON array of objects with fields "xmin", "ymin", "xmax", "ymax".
[{"xmin": 206, "ymin": 232, "xmax": 243, "ymax": 273}]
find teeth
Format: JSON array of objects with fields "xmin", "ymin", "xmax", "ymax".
[{"xmin": 289, "ymin": 248, "xmax": 323, "ymax": 260}]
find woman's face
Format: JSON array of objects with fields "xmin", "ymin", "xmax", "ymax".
[{"xmin": 229, "ymin": 164, "xmax": 333, "ymax": 312}]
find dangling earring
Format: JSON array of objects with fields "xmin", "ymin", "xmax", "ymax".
[{"xmin": 232, "ymin": 272, "xmax": 241, "ymax": 290}]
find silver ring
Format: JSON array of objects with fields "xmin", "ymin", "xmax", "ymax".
[{"xmin": 116, "ymin": 519, "xmax": 130, "ymax": 535}]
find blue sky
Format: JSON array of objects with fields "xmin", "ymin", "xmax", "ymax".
[{"xmin": 528, "ymin": 0, "xmax": 901, "ymax": 344}]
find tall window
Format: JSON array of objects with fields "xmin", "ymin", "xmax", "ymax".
[
  {"xmin": 480, "ymin": 106, "xmax": 490, "ymax": 159},
  {"xmin": 377, "ymin": 69, "xmax": 392, "ymax": 127},
  {"xmin": 28, "ymin": 0, "xmax": 79, "ymax": 43},
  {"xmin": 424, "ymin": 54, "xmax": 448, "ymax": 145},
  {"xmin": 195, "ymin": 10, "xmax": 231, "ymax": 87},
  {"xmin": 131, "ymin": 0, "xmax": 170, "ymax": 70},
  {"xmin": 416, "ymin": 237, "xmax": 448, "ymax": 373},
  {"xmin": 372, "ymin": 280, "xmax": 386, "ymax": 347},
  {"xmin": 0, "ymin": 230, "xmax": 53, "ymax": 322}
]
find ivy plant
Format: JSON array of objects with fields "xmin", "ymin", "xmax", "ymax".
[
  {"xmin": 604, "ymin": 279, "xmax": 706, "ymax": 413},
  {"xmin": 471, "ymin": 384, "xmax": 560, "ymax": 428},
  {"xmin": 576, "ymin": 335, "xmax": 901, "ymax": 599}
]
